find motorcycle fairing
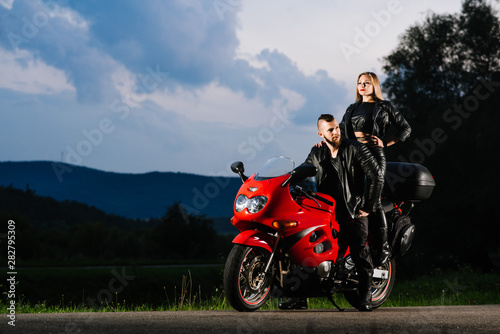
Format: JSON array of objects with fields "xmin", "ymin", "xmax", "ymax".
[
  {"xmin": 232, "ymin": 229, "xmax": 276, "ymax": 253},
  {"xmin": 284, "ymin": 221, "xmax": 341, "ymax": 267},
  {"xmin": 281, "ymin": 226, "xmax": 319, "ymax": 252}
]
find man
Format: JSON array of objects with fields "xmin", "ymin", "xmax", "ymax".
[{"xmin": 279, "ymin": 114, "xmax": 383, "ymax": 312}]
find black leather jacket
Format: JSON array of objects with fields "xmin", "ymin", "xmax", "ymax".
[
  {"xmin": 303, "ymin": 138, "xmax": 383, "ymax": 219},
  {"xmin": 340, "ymin": 100, "xmax": 411, "ymax": 142}
]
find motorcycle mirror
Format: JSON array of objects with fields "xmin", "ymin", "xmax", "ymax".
[
  {"xmin": 231, "ymin": 161, "xmax": 248, "ymax": 183},
  {"xmin": 231, "ymin": 161, "xmax": 244, "ymax": 174},
  {"xmin": 282, "ymin": 164, "xmax": 317, "ymax": 187}
]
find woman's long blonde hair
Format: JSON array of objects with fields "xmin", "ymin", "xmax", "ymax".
[{"xmin": 355, "ymin": 72, "xmax": 384, "ymax": 102}]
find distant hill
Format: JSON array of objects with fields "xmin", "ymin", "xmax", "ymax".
[{"xmin": 0, "ymin": 161, "xmax": 242, "ymax": 219}]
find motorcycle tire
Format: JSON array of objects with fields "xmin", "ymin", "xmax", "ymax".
[
  {"xmin": 343, "ymin": 257, "xmax": 396, "ymax": 309},
  {"xmin": 223, "ymin": 244, "xmax": 273, "ymax": 312}
]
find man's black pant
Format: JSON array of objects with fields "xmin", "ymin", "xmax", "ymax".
[{"xmin": 340, "ymin": 216, "xmax": 374, "ymax": 284}]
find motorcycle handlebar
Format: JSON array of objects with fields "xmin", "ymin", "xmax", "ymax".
[
  {"xmin": 310, "ymin": 192, "xmax": 333, "ymax": 206},
  {"xmin": 294, "ymin": 186, "xmax": 333, "ymax": 206}
]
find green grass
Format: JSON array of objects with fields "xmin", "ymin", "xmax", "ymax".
[
  {"xmin": 1, "ymin": 266, "xmax": 499, "ymax": 313},
  {"xmin": 383, "ymin": 268, "xmax": 500, "ymax": 307}
]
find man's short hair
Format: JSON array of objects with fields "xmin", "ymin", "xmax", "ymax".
[{"xmin": 317, "ymin": 114, "xmax": 336, "ymax": 127}]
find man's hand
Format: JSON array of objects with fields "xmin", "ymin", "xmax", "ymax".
[
  {"xmin": 347, "ymin": 210, "xmax": 370, "ymax": 223},
  {"xmin": 357, "ymin": 210, "xmax": 369, "ymax": 217}
]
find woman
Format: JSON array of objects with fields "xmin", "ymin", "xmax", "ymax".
[
  {"xmin": 340, "ymin": 72, "xmax": 410, "ymax": 149},
  {"xmin": 340, "ymin": 71, "xmax": 411, "ymax": 266}
]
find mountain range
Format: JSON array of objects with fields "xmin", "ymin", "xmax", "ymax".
[{"xmin": 0, "ymin": 161, "xmax": 242, "ymax": 219}]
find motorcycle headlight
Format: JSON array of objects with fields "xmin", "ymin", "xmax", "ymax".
[
  {"xmin": 247, "ymin": 196, "xmax": 268, "ymax": 213},
  {"xmin": 234, "ymin": 195, "xmax": 268, "ymax": 213},
  {"xmin": 235, "ymin": 194, "xmax": 248, "ymax": 212}
]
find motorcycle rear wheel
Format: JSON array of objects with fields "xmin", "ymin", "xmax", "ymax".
[
  {"xmin": 223, "ymin": 244, "xmax": 273, "ymax": 312},
  {"xmin": 343, "ymin": 258, "xmax": 396, "ymax": 309}
]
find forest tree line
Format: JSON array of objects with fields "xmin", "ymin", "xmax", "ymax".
[
  {"xmin": 382, "ymin": 0, "xmax": 500, "ymax": 271},
  {"xmin": 0, "ymin": 185, "xmax": 233, "ymax": 266}
]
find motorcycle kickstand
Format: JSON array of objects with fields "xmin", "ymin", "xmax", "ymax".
[{"xmin": 326, "ymin": 294, "xmax": 344, "ymax": 312}]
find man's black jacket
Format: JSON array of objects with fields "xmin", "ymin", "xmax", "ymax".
[{"xmin": 303, "ymin": 138, "xmax": 383, "ymax": 219}]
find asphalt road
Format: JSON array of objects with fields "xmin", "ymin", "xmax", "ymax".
[{"xmin": 4, "ymin": 305, "xmax": 500, "ymax": 334}]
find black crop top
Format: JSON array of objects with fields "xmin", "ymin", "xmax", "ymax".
[{"xmin": 350, "ymin": 102, "xmax": 375, "ymax": 134}]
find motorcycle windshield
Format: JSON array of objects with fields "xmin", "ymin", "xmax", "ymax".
[{"xmin": 255, "ymin": 156, "xmax": 295, "ymax": 181}]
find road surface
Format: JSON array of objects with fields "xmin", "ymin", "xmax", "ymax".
[{"xmin": 4, "ymin": 305, "xmax": 500, "ymax": 334}]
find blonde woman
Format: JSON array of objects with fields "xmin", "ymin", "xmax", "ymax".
[
  {"xmin": 340, "ymin": 72, "xmax": 411, "ymax": 266},
  {"xmin": 340, "ymin": 72, "xmax": 410, "ymax": 148}
]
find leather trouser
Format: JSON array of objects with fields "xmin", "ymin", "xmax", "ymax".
[
  {"xmin": 366, "ymin": 146, "xmax": 390, "ymax": 266},
  {"xmin": 341, "ymin": 216, "xmax": 374, "ymax": 293}
]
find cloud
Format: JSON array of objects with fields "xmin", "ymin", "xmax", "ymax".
[
  {"xmin": 261, "ymin": 49, "xmax": 349, "ymax": 120},
  {"xmin": 0, "ymin": 0, "xmax": 14, "ymax": 10},
  {"xmin": 0, "ymin": 47, "xmax": 74, "ymax": 94},
  {"xmin": 219, "ymin": 49, "xmax": 350, "ymax": 124},
  {"xmin": 0, "ymin": 0, "xmax": 122, "ymax": 103},
  {"xmin": 63, "ymin": 0, "xmax": 241, "ymax": 86},
  {"xmin": 0, "ymin": 0, "xmax": 352, "ymax": 175},
  {"xmin": 1, "ymin": 1, "xmax": 348, "ymax": 119}
]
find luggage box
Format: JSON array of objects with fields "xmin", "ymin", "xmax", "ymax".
[{"xmin": 383, "ymin": 162, "xmax": 436, "ymax": 201}]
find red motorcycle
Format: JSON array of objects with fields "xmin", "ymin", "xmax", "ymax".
[{"xmin": 223, "ymin": 156, "xmax": 435, "ymax": 311}]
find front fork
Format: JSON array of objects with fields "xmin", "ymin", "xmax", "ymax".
[{"xmin": 262, "ymin": 232, "xmax": 280, "ymax": 276}]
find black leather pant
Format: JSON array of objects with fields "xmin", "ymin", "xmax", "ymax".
[
  {"xmin": 365, "ymin": 145, "xmax": 391, "ymax": 266},
  {"xmin": 339, "ymin": 216, "xmax": 373, "ymax": 284},
  {"xmin": 368, "ymin": 145, "xmax": 386, "ymax": 191}
]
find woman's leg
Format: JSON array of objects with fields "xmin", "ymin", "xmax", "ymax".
[{"xmin": 368, "ymin": 146, "xmax": 390, "ymax": 266}]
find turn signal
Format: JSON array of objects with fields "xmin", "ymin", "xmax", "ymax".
[{"xmin": 272, "ymin": 220, "xmax": 298, "ymax": 230}]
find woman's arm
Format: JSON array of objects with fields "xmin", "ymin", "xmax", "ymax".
[{"xmin": 386, "ymin": 101, "xmax": 411, "ymax": 143}]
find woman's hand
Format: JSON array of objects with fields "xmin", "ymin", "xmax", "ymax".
[
  {"xmin": 368, "ymin": 135, "xmax": 384, "ymax": 148},
  {"xmin": 314, "ymin": 140, "xmax": 326, "ymax": 148}
]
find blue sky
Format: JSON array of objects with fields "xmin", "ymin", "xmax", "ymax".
[{"xmin": 1, "ymin": 0, "xmax": 494, "ymax": 176}]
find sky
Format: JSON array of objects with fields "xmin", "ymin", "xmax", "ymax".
[{"xmin": 1, "ymin": 0, "xmax": 497, "ymax": 177}]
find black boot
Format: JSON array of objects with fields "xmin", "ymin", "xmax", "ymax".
[
  {"xmin": 372, "ymin": 209, "xmax": 391, "ymax": 267},
  {"xmin": 358, "ymin": 290, "xmax": 373, "ymax": 312},
  {"xmin": 333, "ymin": 258, "xmax": 345, "ymax": 280},
  {"xmin": 278, "ymin": 298, "xmax": 307, "ymax": 310},
  {"xmin": 358, "ymin": 273, "xmax": 373, "ymax": 312}
]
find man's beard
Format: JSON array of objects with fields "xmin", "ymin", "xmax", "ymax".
[{"xmin": 325, "ymin": 136, "xmax": 341, "ymax": 148}]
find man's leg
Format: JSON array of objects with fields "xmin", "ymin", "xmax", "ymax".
[
  {"xmin": 334, "ymin": 222, "xmax": 349, "ymax": 279},
  {"xmin": 345, "ymin": 216, "xmax": 374, "ymax": 311}
]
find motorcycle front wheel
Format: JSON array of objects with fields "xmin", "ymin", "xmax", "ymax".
[
  {"xmin": 343, "ymin": 257, "xmax": 396, "ymax": 309},
  {"xmin": 223, "ymin": 244, "xmax": 273, "ymax": 312}
]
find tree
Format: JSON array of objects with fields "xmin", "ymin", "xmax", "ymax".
[
  {"xmin": 381, "ymin": 0, "xmax": 500, "ymax": 271},
  {"xmin": 382, "ymin": 0, "xmax": 500, "ymax": 119},
  {"xmin": 151, "ymin": 203, "xmax": 221, "ymax": 261},
  {"xmin": 459, "ymin": 0, "xmax": 500, "ymax": 80}
]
